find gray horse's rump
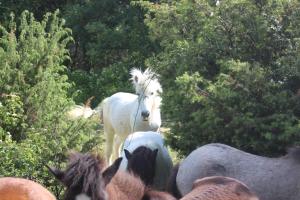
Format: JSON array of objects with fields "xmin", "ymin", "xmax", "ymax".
[{"xmin": 176, "ymin": 143, "xmax": 300, "ymax": 200}]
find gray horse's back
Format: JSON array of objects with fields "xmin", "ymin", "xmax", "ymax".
[
  {"xmin": 120, "ymin": 131, "xmax": 173, "ymax": 190},
  {"xmin": 176, "ymin": 143, "xmax": 300, "ymax": 200}
]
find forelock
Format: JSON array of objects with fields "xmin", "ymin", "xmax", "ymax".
[{"xmin": 130, "ymin": 68, "xmax": 161, "ymax": 95}]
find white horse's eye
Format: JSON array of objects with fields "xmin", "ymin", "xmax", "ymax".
[{"xmin": 150, "ymin": 92, "xmax": 154, "ymax": 95}]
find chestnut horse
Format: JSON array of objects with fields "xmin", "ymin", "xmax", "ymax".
[
  {"xmin": 48, "ymin": 151, "xmax": 175, "ymax": 200},
  {"xmin": 180, "ymin": 176, "xmax": 259, "ymax": 200},
  {"xmin": 0, "ymin": 177, "xmax": 56, "ymax": 200}
]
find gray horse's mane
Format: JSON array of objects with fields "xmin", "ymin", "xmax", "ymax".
[{"xmin": 287, "ymin": 147, "xmax": 300, "ymax": 161}]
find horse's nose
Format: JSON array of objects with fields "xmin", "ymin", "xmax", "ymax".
[{"xmin": 141, "ymin": 111, "xmax": 150, "ymax": 118}]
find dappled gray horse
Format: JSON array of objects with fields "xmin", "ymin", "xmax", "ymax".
[{"xmin": 175, "ymin": 143, "xmax": 300, "ymax": 200}]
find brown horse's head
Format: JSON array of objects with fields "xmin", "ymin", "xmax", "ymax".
[
  {"xmin": 125, "ymin": 146, "xmax": 158, "ymax": 186},
  {"xmin": 48, "ymin": 152, "xmax": 122, "ymax": 200}
]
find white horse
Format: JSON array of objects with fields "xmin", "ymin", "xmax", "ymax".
[
  {"xmin": 67, "ymin": 96, "xmax": 95, "ymax": 119},
  {"xmin": 100, "ymin": 68, "xmax": 162, "ymax": 163}
]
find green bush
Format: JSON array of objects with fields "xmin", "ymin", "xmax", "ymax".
[
  {"xmin": 64, "ymin": 0, "xmax": 158, "ymax": 70},
  {"xmin": 140, "ymin": 0, "xmax": 300, "ymax": 156},
  {"xmin": 0, "ymin": 10, "xmax": 102, "ymax": 198}
]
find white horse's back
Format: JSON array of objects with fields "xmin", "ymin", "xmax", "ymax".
[
  {"xmin": 67, "ymin": 105, "xmax": 95, "ymax": 119},
  {"xmin": 120, "ymin": 131, "xmax": 173, "ymax": 190}
]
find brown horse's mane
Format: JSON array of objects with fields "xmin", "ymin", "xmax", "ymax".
[
  {"xmin": 181, "ymin": 176, "xmax": 259, "ymax": 200},
  {"xmin": 58, "ymin": 152, "xmax": 107, "ymax": 200},
  {"xmin": 142, "ymin": 188, "xmax": 177, "ymax": 200},
  {"xmin": 50, "ymin": 151, "xmax": 176, "ymax": 200},
  {"xmin": 106, "ymin": 171, "xmax": 145, "ymax": 200},
  {"xmin": 192, "ymin": 176, "xmax": 252, "ymax": 195}
]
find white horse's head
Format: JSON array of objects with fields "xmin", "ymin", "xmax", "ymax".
[{"xmin": 130, "ymin": 68, "xmax": 162, "ymax": 122}]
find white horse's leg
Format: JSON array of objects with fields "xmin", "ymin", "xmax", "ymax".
[
  {"xmin": 104, "ymin": 127, "xmax": 114, "ymax": 164},
  {"xmin": 111, "ymin": 134, "xmax": 125, "ymax": 164}
]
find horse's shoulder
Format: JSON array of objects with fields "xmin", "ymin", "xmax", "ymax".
[
  {"xmin": 189, "ymin": 177, "xmax": 259, "ymax": 200},
  {"xmin": 0, "ymin": 177, "xmax": 56, "ymax": 199}
]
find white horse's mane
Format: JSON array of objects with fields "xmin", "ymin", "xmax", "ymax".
[{"xmin": 130, "ymin": 68, "xmax": 162, "ymax": 95}]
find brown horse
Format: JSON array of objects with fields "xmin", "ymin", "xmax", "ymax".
[
  {"xmin": 48, "ymin": 151, "xmax": 175, "ymax": 200},
  {"xmin": 0, "ymin": 177, "xmax": 56, "ymax": 200},
  {"xmin": 180, "ymin": 176, "xmax": 259, "ymax": 200}
]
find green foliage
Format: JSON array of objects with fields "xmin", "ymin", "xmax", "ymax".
[
  {"xmin": 0, "ymin": 11, "xmax": 102, "ymax": 198},
  {"xmin": 169, "ymin": 60, "xmax": 299, "ymax": 156},
  {"xmin": 67, "ymin": 62, "xmax": 134, "ymax": 107},
  {"xmin": 64, "ymin": 0, "xmax": 159, "ymax": 70},
  {"xmin": 1, "ymin": 1, "xmax": 300, "ymax": 193},
  {"xmin": 140, "ymin": 0, "xmax": 300, "ymax": 156},
  {"xmin": 0, "ymin": 0, "xmax": 69, "ymax": 22},
  {"xmin": 0, "ymin": 95, "xmax": 27, "ymax": 141}
]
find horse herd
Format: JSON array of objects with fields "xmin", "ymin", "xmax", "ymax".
[{"xmin": 1, "ymin": 68, "xmax": 299, "ymax": 200}]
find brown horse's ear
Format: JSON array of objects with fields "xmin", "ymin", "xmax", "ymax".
[
  {"xmin": 46, "ymin": 165, "xmax": 64, "ymax": 181},
  {"xmin": 124, "ymin": 149, "xmax": 132, "ymax": 160},
  {"xmin": 102, "ymin": 157, "xmax": 123, "ymax": 186}
]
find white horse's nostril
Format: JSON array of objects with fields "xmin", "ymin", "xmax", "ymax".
[{"xmin": 141, "ymin": 111, "xmax": 150, "ymax": 118}]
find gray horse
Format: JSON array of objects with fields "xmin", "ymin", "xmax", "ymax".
[{"xmin": 173, "ymin": 143, "xmax": 300, "ymax": 200}]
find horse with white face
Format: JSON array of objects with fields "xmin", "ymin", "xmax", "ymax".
[{"xmin": 101, "ymin": 68, "xmax": 162, "ymax": 164}]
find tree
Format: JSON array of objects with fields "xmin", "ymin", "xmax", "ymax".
[
  {"xmin": 0, "ymin": 11, "xmax": 102, "ymax": 198},
  {"xmin": 139, "ymin": 0, "xmax": 300, "ymax": 156}
]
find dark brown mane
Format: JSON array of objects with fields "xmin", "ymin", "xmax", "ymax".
[
  {"xmin": 106, "ymin": 171, "xmax": 145, "ymax": 200},
  {"xmin": 50, "ymin": 151, "xmax": 175, "ymax": 200},
  {"xmin": 142, "ymin": 188, "xmax": 177, "ymax": 200},
  {"xmin": 62, "ymin": 152, "xmax": 106, "ymax": 200}
]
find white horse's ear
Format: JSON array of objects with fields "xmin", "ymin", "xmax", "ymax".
[{"xmin": 130, "ymin": 68, "xmax": 143, "ymax": 85}]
